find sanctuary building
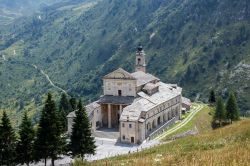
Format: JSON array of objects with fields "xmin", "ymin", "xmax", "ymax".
[{"xmin": 67, "ymin": 46, "xmax": 186, "ymax": 144}]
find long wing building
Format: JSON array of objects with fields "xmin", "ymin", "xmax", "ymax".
[{"xmin": 67, "ymin": 46, "xmax": 184, "ymax": 144}]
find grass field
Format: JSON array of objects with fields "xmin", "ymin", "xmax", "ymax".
[{"xmin": 79, "ymin": 106, "xmax": 250, "ymax": 166}]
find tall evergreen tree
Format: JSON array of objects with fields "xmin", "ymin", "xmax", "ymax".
[
  {"xmin": 34, "ymin": 93, "xmax": 66, "ymax": 166},
  {"xmin": 214, "ymin": 97, "xmax": 226, "ymax": 126},
  {"xmin": 16, "ymin": 112, "xmax": 35, "ymax": 166},
  {"xmin": 226, "ymin": 92, "xmax": 240, "ymax": 123},
  {"xmin": 59, "ymin": 93, "xmax": 72, "ymax": 114},
  {"xmin": 0, "ymin": 111, "xmax": 16, "ymax": 166},
  {"xmin": 209, "ymin": 89, "xmax": 216, "ymax": 103},
  {"xmin": 70, "ymin": 100, "xmax": 96, "ymax": 160},
  {"xmin": 69, "ymin": 97, "xmax": 77, "ymax": 111},
  {"xmin": 59, "ymin": 93, "xmax": 72, "ymax": 131}
]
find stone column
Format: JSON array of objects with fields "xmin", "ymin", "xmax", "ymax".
[
  {"xmin": 108, "ymin": 104, "xmax": 112, "ymax": 128},
  {"xmin": 119, "ymin": 105, "xmax": 123, "ymax": 115}
]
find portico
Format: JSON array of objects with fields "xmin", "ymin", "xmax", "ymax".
[
  {"xmin": 98, "ymin": 95, "xmax": 135, "ymax": 129},
  {"xmin": 98, "ymin": 104, "xmax": 122, "ymax": 128}
]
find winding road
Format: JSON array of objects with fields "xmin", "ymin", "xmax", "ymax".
[
  {"xmin": 31, "ymin": 64, "xmax": 68, "ymax": 94},
  {"xmin": 2, "ymin": 54, "xmax": 68, "ymax": 95},
  {"xmin": 154, "ymin": 103, "xmax": 204, "ymax": 140}
]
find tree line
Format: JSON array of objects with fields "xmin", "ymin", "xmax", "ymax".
[
  {"xmin": 0, "ymin": 93, "xmax": 96, "ymax": 166},
  {"xmin": 209, "ymin": 90, "xmax": 240, "ymax": 128}
]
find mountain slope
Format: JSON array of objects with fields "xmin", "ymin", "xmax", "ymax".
[
  {"xmin": 0, "ymin": 0, "xmax": 66, "ymax": 25},
  {"xmin": 0, "ymin": 0, "xmax": 250, "ymax": 122}
]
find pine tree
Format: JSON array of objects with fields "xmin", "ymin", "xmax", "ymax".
[
  {"xmin": 16, "ymin": 112, "xmax": 35, "ymax": 166},
  {"xmin": 59, "ymin": 93, "xmax": 72, "ymax": 114},
  {"xmin": 209, "ymin": 89, "xmax": 216, "ymax": 104},
  {"xmin": 226, "ymin": 92, "xmax": 240, "ymax": 123},
  {"xmin": 69, "ymin": 97, "xmax": 77, "ymax": 111},
  {"xmin": 34, "ymin": 93, "xmax": 66, "ymax": 166},
  {"xmin": 59, "ymin": 93, "xmax": 72, "ymax": 131},
  {"xmin": 70, "ymin": 100, "xmax": 96, "ymax": 160},
  {"xmin": 0, "ymin": 111, "xmax": 16, "ymax": 165},
  {"xmin": 214, "ymin": 97, "xmax": 226, "ymax": 126}
]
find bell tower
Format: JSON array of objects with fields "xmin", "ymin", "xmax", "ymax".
[{"xmin": 135, "ymin": 45, "xmax": 146, "ymax": 72}]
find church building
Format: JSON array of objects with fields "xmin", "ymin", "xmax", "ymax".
[{"xmin": 67, "ymin": 46, "xmax": 184, "ymax": 144}]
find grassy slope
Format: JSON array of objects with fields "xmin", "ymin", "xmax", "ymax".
[{"xmin": 86, "ymin": 109, "xmax": 250, "ymax": 166}]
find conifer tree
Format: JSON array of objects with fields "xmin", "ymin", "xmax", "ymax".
[
  {"xmin": 16, "ymin": 112, "xmax": 35, "ymax": 166},
  {"xmin": 226, "ymin": 92, "xmax": 240, "ymax": 123},
  {"xmin": 214, "ymin": 97, "xmax": 226, "ymax": 126},
  {"xmin": 34, "ymin": 93, "xmax": 66, "ymax": 166},
  {"xmin": 0, "ymin": 111, "xmax": 16, "ymax": 165},
  {"xmin": 209, "ymin": 89, "xmax": 216, "ymax": 104},
  {"xmin": 70, "ymin": 100, "xmax": 96, "ymax": 160},
  {"xmin": 59, "ymin": 93, "xmax": 72, "ymax": 131},
  {"xmin": 69, "ymin": 97, "xmax": 77, "ymax": 111}
]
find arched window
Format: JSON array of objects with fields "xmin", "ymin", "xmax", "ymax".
[
  {"xmin": 157, "ymin": 116, "xmax": 161, "ymax": 125},
  {"xmin": 137, "ymin": 58, "xmax": 141, "ymax": 65}
]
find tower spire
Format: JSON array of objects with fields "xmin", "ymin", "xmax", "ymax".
[{"xmin": 135, "ymin": 44, "xmax": 146, "ymax": 72}]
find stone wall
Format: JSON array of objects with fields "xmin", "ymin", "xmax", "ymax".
[
  {"xmin": 120, "ymin": 121, "xmax": 138, "ymax": 143},
  {"xmin": 103, "ymin": 79, "xmax": 137, "ymax": 97},
  {"xmin": 120, "ymin": 95, "xmax": 182, "ymax": 144}
]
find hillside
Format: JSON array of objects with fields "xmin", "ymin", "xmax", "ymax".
[
  {"xmin": 0, "ymin": 0, "xmax": 66, "ymax": 25},
  {"xmin": 86, "ymin": 118, "xmax": 250, "ymax": 166},
  {"xmin": 0, "ymin": 0, "xmax": 250, "ymax": 122}
]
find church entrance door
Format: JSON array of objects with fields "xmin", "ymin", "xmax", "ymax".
[{"xmin": 131, "ymin": 137, "xmax": 134, "ymax": 143}]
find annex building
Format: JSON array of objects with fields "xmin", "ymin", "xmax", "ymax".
[{"xmin": 67, "ymin": 46, "xmax": 189, "ymax": 144}]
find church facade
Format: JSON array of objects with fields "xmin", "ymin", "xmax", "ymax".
[{"xmin": 67, "ymin": 46, "xmax": 184, "ymax": 144}]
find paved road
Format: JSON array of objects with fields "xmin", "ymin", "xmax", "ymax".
[{"xmin": 154, "ymin": 103, "xmax": 204, "ymax": 140}]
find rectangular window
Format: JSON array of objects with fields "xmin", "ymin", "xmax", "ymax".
[
  {"xmin": 118, "ymin": 90, "xmax": 122, "ymax": 96},
  {"xmin": 123, "ymin": 135, "xmax": 125, "ymax": 140},
  {"xmin": 129, "ymin": 124, "xmax": 132, "ymax": 128},
  {"xmin": 122, "ymin": 123, "xmax": 125, "ymax": 127}
]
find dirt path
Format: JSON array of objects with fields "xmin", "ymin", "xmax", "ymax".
[{"xmin": 31, "ymin": 64, "xmax": 68, "ymax": 94}]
